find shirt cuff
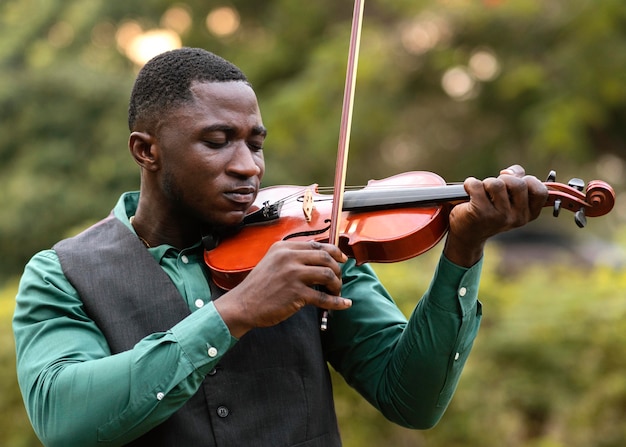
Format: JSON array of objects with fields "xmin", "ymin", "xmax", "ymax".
[
  {"xmin": 425, "ymin": 254, "xmax": 483, "ymax": 316},
  {"xmin": 170, "ymin": 302, "xmax": 237, "ymax": 375}
]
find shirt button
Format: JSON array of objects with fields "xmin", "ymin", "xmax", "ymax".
[
  {"xmin": 208, "ymin": 346, "xmax": 218, "ymax": 358},
  {"xmin": 194, "ymin": 299, "xmax": 205, "ymax": 308},
  {"xmin": 454, "ymin": 352, "xmax": 460, "ymax": 361},
  {"xmin": 181, "ymin": 255, "xmax": 189, "ymax": 264},
  {"xmin": 208, "ymin": 367, "xmax": 218, "ymax": 376},
  {"xmin": 156, "ymin": 392, "xmax": 165, "ymax": 400},
  {"xmin": 216, "ymin": 406, "xmax": 230, "ymax": 418},
  {"xmin": 458, "ymin": 287, "xmax": 467, "ymax": 297}
]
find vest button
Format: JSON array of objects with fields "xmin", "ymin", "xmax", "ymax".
[{"xmin": 216, "ymin": 406, "xmax": 230, "ymax": 418}]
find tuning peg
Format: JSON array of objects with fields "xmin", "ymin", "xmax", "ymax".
[
  {"xmin": 546, "ymin": 170, "xmax": 557, "ymax": 182},
  {"xmin": 568, "ymin": 178, "xmax": 585, "ymax": 192},
  {"xmin": 575, "ymin": 207, "xmax": 587, "ymax": 228},
  {"xmin": 553, "ymin": 198, "xmax": 561, "ymax": 217}
]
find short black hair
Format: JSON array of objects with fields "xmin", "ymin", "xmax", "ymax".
[{"xmin": 128, "ymin": 47, "xmax": 248, "ymax": 131}]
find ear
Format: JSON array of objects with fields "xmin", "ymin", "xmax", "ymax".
[{"xmin": 129, "ymin": 131, "xmax": 159, "ymax": 171}]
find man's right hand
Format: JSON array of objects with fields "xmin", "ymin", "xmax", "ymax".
[{"xmin": 214, "ymin": 240, "xmax": 352, "ymax": 338}]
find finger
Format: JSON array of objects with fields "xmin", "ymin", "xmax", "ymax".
[
  {"xmin": 307, "ymin": 287, "xmax": 352, "ymax": 310},
  {"xmin": 299, "ymin": 264, "xmax": 343, "ymax": 295},
  {"xmin": 289, "ymin": 245, "xmax": 344, "ymax": 281},
  {"xmin": 466, "ymin": 176, "xmax": 507, "ymax": 209},
  {"xmin": 503, "ymin": 175, "xmax": 529, "ymax": 204},
  {"xmin": 506, "ymin": 179, "xmax": 532, "ymax": 225},
  {"xmin": 309, "ymin": 241, "xmax": 348, "ymax": 263},
  {"xmin": 524, "ymin": 176, "xmax": 549, "ymax": 218},
  {"xmin": 464, "ymin": 177, "xmax": 491, "ymax": 205},
  {"xmin": 500, "ymin": 164, "xmax": 525, "ymax": 177},
  {"xmin": 482, "ymin": 177, "xmax": 512, "ymax": 213},
  {"xmin": 504, "ymin": 175, "xmax": 548, "ymax": 215}
]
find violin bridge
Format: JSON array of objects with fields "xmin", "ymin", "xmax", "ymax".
[{"xmin": 302, "ymin": 188, "xmax": 314, "ymax": 222}]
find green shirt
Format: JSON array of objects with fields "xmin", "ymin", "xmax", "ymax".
[{"xmin": 13, "ymin": 192, "xmax": 483, "ymax": 446}]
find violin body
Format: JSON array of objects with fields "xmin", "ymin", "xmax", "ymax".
[{"xmin": 206, "ymin": 172, "xmax": 451, "ymax": 290}]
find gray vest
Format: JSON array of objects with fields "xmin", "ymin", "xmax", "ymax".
[{"xmin": 54, "ymin": 215, "xmax": 341, "ymax": 446}]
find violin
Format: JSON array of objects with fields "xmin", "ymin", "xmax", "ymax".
[
  {"xmin": 204, "ymin": 170, "xmax": 615, "ymax": 291},
  {"xmin": 207, "ymin": 0, "xmax": 615, "ymax": 334}
]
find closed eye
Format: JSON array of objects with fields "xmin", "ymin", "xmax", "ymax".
[
  {"xmin": 204, "ymin": 139, "xmax": 229, "ymax": 149},
  {"xmin": 247, "ymin": 140, "xmax": 264, "ymax": 151}
]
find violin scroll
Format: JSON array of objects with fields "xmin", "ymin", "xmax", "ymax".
[{"xmin": 545, "ymin": 170, "xmax": 615, "ymax": 228}]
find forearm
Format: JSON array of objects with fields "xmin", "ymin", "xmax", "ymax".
[
  {"xmin": 25, "ymin": 346, "xmax": 193, "ymax": 446},
  {"xmin": 25, "ymin": 314, "xmax": 229, "ymax": 446},
  {"xmin": 375, "ymin": 255, "xmax": 482, "ymax": 428},
  {"xmin": 14, "ymin": 252, "xmax": 235, "ymax": 446},
  {"xmin": 17, "ymin": 302, "xmax": 234, "ymax": 447},
  {"xmin": 443, "ymin": 231, "xmax": 485, "ymax": 268},
  {"xmin": 327, "ymin": 256, "xmax": 482, "ymax": 429}
]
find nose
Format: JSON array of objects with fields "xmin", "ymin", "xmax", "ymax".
[{"xmin": 226, "ymin": 142, "xmax": 262, "ymax": 178}]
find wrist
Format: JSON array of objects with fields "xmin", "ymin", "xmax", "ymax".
[
  {"xmin": 213, "ymin": 293, "xmax": 254, "ymax": 339},
  {"xmin": 443, "ymin": 233, "xmax": 485, "ymax": 268}
]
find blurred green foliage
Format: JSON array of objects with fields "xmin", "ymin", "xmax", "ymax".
[
  {"xmin": 1, "ymin": 0, "xmax": 626, "ymax": 280},
  {"xmin": 2, "ymin": 0, "xmax": 626, "ymax": 445}
]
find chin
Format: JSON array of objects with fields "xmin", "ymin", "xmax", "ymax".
[{"xmin": 205, "ymin": 212, "xmax": 247, "ymax": 231}]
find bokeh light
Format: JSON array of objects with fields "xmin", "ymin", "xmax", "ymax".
[
  {"xmin": 116, "ymin": 21, "xmax": 182, "ymax": 66},
  {"xmin": 469, "ymin": 48, "xmax": 501, "ymax": 81},
  {"xmin": 400, "ymin": 14, "xmax": 451, "ymax": 55},
  {"xmin": 116, "ymin": 21, "xmax": 143, "ymax": 51},
  {"xmin": 206, "ymin": 6, "xmax": 240, "ymax": 37},
  {"xmin": 162, "ymin": 5, "xmax": 193, "ymax": 35},
  {"xmin": 441, "ymin": 66, "xmax": 476, "ymax": 100}
]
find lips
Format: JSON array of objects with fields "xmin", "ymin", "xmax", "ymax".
[{"xmin": 224, "ymin": 186, "xmax": 256, "ymax": 205}]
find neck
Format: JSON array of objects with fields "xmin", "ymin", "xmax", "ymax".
[{"xmin": 132, "ymin": 199, "xmax": 202, "ymax": 250}]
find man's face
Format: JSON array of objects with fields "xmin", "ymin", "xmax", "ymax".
[{"xmin": 154, "ymin": 80, "xmax": 266, "ymax": 229}]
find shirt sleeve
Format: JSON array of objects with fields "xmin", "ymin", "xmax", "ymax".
[
  {"xmin": 12, "ymin": 250, "xmax": 237, "ymax": 447},
  {"xmin": 325, "ymin": 254, "xmax": 482, "ymax": 429}
]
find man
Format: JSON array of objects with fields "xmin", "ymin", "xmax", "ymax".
[{"xmin": 13, "ymin": 47, "xmax": 548, "ymax": 446}]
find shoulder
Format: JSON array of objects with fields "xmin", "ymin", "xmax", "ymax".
[
  {"xmin": 15, "ymin": 248, "xmax": 83, "ymax": 326},
  {"xmin": 23, "ymin": 248, "xmax": 62, "ymax": 275},
  {"xmin": 54, "ymin": 214, "xmax": 120, "ymax": 251},
  {"xmin": 19, "ymin": 248, "xmax": 71, "ymax": 293}
]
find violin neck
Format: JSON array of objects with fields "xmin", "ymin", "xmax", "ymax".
[{"xmin": 342, "ymin": 184, "xmax": 468, "ymax": 212}]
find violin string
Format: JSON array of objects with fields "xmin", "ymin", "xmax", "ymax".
[
  {"xmin": 266, "ymin": 182, "xmax": 466, "ymax": 207},
  {"xmin": 314, "ymin": 182, "xmax": 464, "ymax": 193}
]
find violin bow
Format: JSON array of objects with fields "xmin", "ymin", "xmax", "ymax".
[{"xmin": 322, "ymin": 0, "xmax": 365, "ymax": 331}]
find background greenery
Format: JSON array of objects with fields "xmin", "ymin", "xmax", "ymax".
[{"xmin": 1, "ymin": 0, "xmax": 625, "ymax": 445}]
